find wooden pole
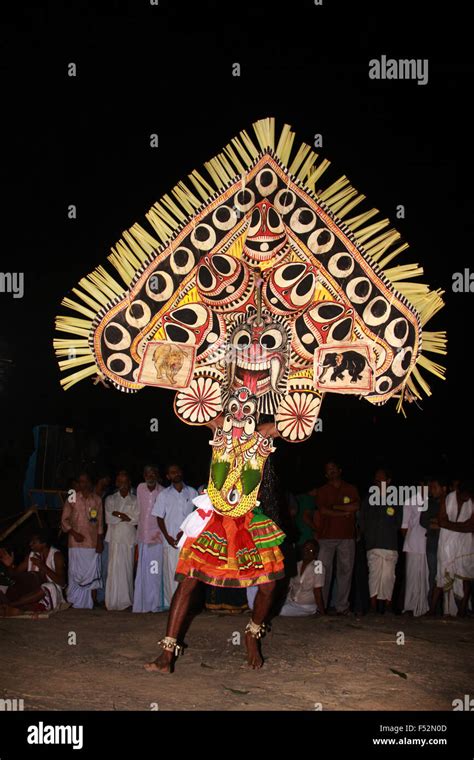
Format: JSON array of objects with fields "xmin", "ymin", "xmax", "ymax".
[{"xmin": 0, "ymin": 508, "xmax": 41, "ymax": 542}]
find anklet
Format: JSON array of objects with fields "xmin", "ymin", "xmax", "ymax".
[
  {"xmin": 244, "ymin": 620, "xmax": 267, "ymax": 639},
  {"xmin": 158, "ymin": 636, "xmax": 184, "ymax": 656}
]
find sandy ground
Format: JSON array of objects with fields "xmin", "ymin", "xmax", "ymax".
[{"xmin": 0, "ymin": 608, "xmax": 473, "ymax": 711}]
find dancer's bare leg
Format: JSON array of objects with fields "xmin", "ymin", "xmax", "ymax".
[
  {"xmin": 245, "ymin": 581, "xmax": 276, "ymax": 669},
  {"xmin": 144, "ymin": 577, "xmax": 199, "ymax": 673}
]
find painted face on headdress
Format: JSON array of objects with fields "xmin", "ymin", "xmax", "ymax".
[
  {"xmin": 263, "ymin": 261, "xmax": 318, "ymax": 315},
  {"xmin": 196, "ymin": 253, "xmax": 254, "ymax": 312},
  {"xmin": 222, "ymin": 387, "xmax": 258, "ymax": 441},
  {"xmin": 228, "ymin": 314, "xmax": 289, "ymax": 404}
]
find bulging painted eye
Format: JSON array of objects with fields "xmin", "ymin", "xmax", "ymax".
[
  {"xmin": 197, "ymin": 263, "xmax": 216, "ymax": 292},
  {"xmin": 248, "ymin": 208, "xmax": 262, "ymax": 236},
  {"xmin": 267, "ymin": 206, "xmax": 284, "ymax": 233},
  {"xmin": 274, "ymin": 262, "xmax": 306, "ymax": 287},
  {"xmin": 232, "ymin": 328, "xmax": 251, "ymax": 346},
  {"xmin": 260, "ymin": 328, "xmax": 283, "ymax": 349},
  {"xmin": 228, "ymin": 400, "xmax": 239, "ymax": 414},
  {"xmin": 212, "ymin": 254, "xmax": 238, "ymax": 276}
]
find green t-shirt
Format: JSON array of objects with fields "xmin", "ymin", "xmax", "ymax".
[{"xmin": 295, "ymin": 493, "xmax": 316, "ymax": 545}]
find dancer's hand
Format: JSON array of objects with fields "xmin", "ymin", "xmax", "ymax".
[{"xmin": 30, "ymin": 555, "xmax": 46, "ymax": 570}]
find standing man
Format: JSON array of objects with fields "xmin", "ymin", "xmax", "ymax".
[
  {"xmin": 133, "ymin": 465, "xmax": 165, "ymax": 614},
  {"xmin": 104, "ymin": 471, "xmax": 138, "ymax": 610},
  {"xmin": 431, "ymin": 482, "xmax": 474, "ymax": 616},
  {"xmin": 401, "ymin": 481, "xmax": 430, "ymax": 617},
  {"xmin": 152, "ymin": 464, "xmax": 197, "ymax": 608},
  {"xmin": 423, "ymin": 477, "xmax": 446, "ymax": 613},
  {"xmin": 95, "ymin": 473, "xmax": 113, "ymax": 606},
  {"xmin": 312, "ymin": 460, "xmax": 359, "ymax": 615},
  {"xmin": 61, "ymin": 472, "xmax": 104, "ymax": 609},
  {"xmin": 360, "ymin": 467, "xmax": 402, "ymax": 613}
]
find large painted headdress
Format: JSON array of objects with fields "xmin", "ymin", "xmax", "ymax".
[{"xmin": 55, "ymin": 118, "xmax": 446, "ymax": 515}]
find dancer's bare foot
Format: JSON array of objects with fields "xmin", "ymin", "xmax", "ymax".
[
  {"xmin": 245, "ymin": 631, "xmax": 263, "ymax": 669},
  {"xmin": 144, "ymin": 649, "xmax": 175, "ymax": 673}
]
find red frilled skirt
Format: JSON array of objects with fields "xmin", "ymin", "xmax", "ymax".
[{"xmin": 175, "ymin": 509, "xmax": 285, "ymax": 588}]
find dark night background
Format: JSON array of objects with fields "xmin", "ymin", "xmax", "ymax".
[{"xmin": 1, "ymin": 0, "xmax": 473, "ymax": 515}]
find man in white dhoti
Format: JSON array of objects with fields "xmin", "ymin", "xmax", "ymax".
[
  {"xmin": 104, "ymin": 471, "xmax": 138, "ymax": 610},
  {"xmin": 431, "ymin": 483, "xmax": 474, "ymax": 616},
  {"xmin": 401, "ymin": 486, "xmax": 429, "ymax": 617},
  {"xmin": 279, "ymin": 540, "xmax": 326, "ymax": 616},
  {"xmin": 361, "ymin": 467, "xmax": 402, "ymax": 613},
  {"xmin": 133, "ymin": 465, "xmax": 165, "ymax": 613},
  {"xmin": 0, "ymin": 529, "xmax": 66, "ymax": 616},
  {"xmin": 61, "ymin": 472, "xmax": 104, "ymax": 609},
  {"xmin": 152, "ymin": 463, "xmax": 197, "ymax": 608}
]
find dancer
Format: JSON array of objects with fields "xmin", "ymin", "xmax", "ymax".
[
  {"xmin": 145, "ymin": 412, "xmax": 285, "ymax": 672},
  {"xmin": 55, "ymin": 116, "xmax": 446, "ymax": 669}
]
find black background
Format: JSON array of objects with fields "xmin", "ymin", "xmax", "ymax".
[{"xmin": 1, "ymin": 0, "xmax": 473, "ymax": 505}]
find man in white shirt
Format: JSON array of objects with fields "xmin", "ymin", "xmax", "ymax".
[
  {"xmin": 280, "ymin": 540, "xmax": 326, "ymax": 616},
  {"xmin": 152, "ymin": 464, "xmax": 197, "ymax": 608},
  {"xmin": 402, "ymin": 484, "xmax": 429, "ymax": 617},
  {"xmin": 105, "ymin": 471, "xmax": 138, "ymax": 610}
]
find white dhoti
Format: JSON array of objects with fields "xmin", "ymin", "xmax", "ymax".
[
  {"xmin": 163, "ymin": 543, "xmax": 180, "ymax": 608},
  {"xmin": 436, "ymin": 493, "xmax": 474, "ymax": 615},
  {"xmin": 105, "ymin": 543, "xmax": 135, "ymax": 611},
  {"xmin": 67, "ymin": 548, "xmax": 102, "ymax": 609},
  {"xmin": 40, "ymin": 581, "xmax": 64, "ymax": 611},
  {"xmin": 367, "ymin": 548, "xmax": 398, "ymax": 600},
  {"xmin": 403, "ymin": 552, "xmax": 429, "ymax": 617},
  {"xmin": 279, "ymin": 600, "xmax": 317, "ymax": 617},
  {"xmin": 27, "ymin": 547, "xmax": 65, "ymax": 611},
  {"xmin": 133, "ymin": 542, "xmax": 164, "ymax": 613},
  {"xmin": 436, "ymin": 543, "xmax": 474, "ymax": 615}
]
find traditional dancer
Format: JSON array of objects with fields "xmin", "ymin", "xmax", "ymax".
[{"xmin": 55, "ymin": 117, "xmax": 446, "ymax": 668}]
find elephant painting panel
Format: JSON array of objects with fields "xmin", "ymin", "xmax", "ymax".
[{"xmin": 314, "ymin": 342, "xmax": 375, "ymax": 394}]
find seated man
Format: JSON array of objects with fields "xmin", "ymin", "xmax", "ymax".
[
  {"xmin": 0, "ymin": 529, "xmax": 66, "ymax": 616},
  {"xmin": 279, "ymin": 540, "xmax": 326, "ymax": 616}
]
